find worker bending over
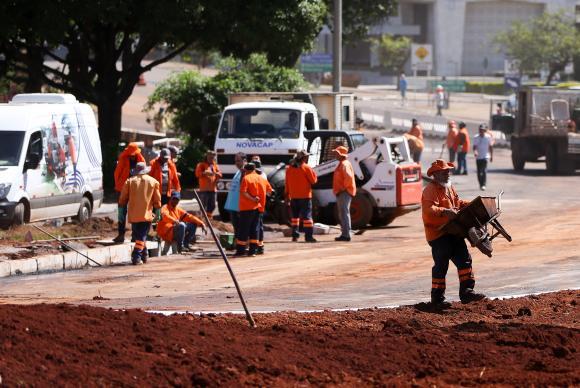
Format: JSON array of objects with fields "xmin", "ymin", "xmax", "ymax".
[
  {"xmin": 195, "ymin": 150, "xmax": 222, "ymax": 218},
  {"xmin": 119, "ymin": 162, "xmax": 162, "ymax": 265},
  {"xmin": 285, "ymin": 150, "xmax": 318, "ymax": 243},
  {"xmin": 158, "ymin": 191, "xmax": 205, "ymax": 254},
  {"xmin": 113, "ymin": 142, "xmax": 145, "ymax": 243},
  {"xmin": 235, "ymin": 163, "xmax": 271, "ymax": 257},
  {"xmin": 422, "ymin": 159, "xmax": 486, "ymax": 307},
  {"xmin": 149, "ymin": 148, "xmax": 181, "ymax": 205}
]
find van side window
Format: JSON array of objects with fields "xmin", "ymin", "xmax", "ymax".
[
  {"xmin": 305, "ymin": 113, "xmax": 315, "ymax": 130},
  {"xmin": 28, "ymin": 131, "xmax": 43, "ymax": 158}
]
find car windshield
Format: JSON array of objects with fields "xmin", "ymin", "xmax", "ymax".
[
  {"xmin": 218, "ymin": 109, "xmax": 301, "ymax": 139},
  {"xmin": 0, "ymin": 131, "xmax": 25, "ymax": 166}
]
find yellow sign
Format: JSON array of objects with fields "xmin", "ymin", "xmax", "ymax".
[{"xmin": 415, "ymin": 46, "xmax": 429, "ymax": 60}]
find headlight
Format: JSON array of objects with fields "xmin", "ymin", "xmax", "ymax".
[
  {"xmin": 0, "ymin": 183, "xmax": 11, "ymax": 199},
  {"xmin": 225, "ymin": 181, "xmax": 232, "ymax": 190},
  {"xmin": 216, "ymin": 181, "xmax": 225, "ymax": 190}
]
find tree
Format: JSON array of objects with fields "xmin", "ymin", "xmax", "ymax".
[
  {"xmin": 494, "ymin": 12, "xmax": 580, "ymax": 85},
  {"xmin": 372, "ymin": 34, "xmax": 411, "ymax": 77}
]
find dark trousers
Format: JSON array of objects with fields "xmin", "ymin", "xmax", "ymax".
[
  {"xmin": 456, "ymin": 152, "xmax": 467, "ymax": 174},
  {"xmin": 428, "ymin": 234, "xmax": 475, "ymax": 301},
  {"xmin": 198, "ymin": 191, "xmax": 216, "ymax": 215},
  {"xmin": 290, "ymin": 199, "xmax": 313, "ymax": 240},
  {"xmin": 230, "ymin": 211, "xmax": 240, "ymax": 241},
  {"xmin": 236, "ymin": 209, "xmax": 260, "ymax": 254},
  {"xmin": 257, "ymin": 212, "xmax": 265, "ymax": 252},
  {"xmin": 412, "ymin": 150, "xmax": 422, "ymax": 163},
  {"xmin": 476, "ymin": 159, "xmax": 488, "ymax": 187},
  {"xmin": 448, "ymin": 148, "xmax": 456, "ymax": 164},
  {"xmin": 117, "ymin": 192, "xmax": 127, "ymax": 234},
  {"xmin": 131, "ymin": 222, "xmax": 151, "ymax": 264}
]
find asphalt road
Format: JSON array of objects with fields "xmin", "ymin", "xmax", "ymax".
[{"xmin": 1, "ymin": 137, "xmax": 579, "ymax": 313}]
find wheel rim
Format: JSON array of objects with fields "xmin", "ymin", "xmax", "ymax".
[{"xmin": 81, "ymin": 206, "xmax": 90, "ymax": 220}]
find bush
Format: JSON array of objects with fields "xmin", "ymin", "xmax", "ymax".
[{"xmin": 465, "ymin": 81, "xmax": 506, "ymax": 95}]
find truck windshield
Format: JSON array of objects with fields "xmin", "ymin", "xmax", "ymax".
[
  {"xmin": 0, "ymin": 131, "xmax": 25, "ymax": 166},
  {"xmin": 218, "ymin": 109, "xmax": 301, "ymax": 139}
]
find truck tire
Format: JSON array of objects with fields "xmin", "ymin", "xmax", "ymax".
[
  {"xmin": 13, "ymin": 202, "xmax": 25, "ymax": 226},
  {"xmin": 75, "ymin": 197, "xmax": 92, "ymax": 223},
  {"xmin": 557, "ymin": 156, "xmax": 575, "ymax": 175},
  {"xmin": 348, "ymin": 193, "xmax": 373, "ymax": 229},
  {"xmin": 217, "ymin": 193, "xmax": 230, "ymax": 222},
  {"xmin": 511, "ymin": 138, "xmax": 525, "ymax": 171},
  {"xmin": 545, "ymin": 143, "xmax": 558, "ymax": 174}
]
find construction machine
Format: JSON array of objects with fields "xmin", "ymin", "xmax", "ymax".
[{"xmin": 267, "ymin": 131, "xmax": 422, "ymax": 229}]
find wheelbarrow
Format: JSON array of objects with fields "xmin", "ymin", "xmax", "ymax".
[{"xmin": 440, "ymin": 191, "xmax": 512, "ymax": 257}]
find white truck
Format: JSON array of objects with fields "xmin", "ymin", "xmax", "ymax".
[{"xmin": 214, "ymin": 92, "xmax": 355, "ymax": 219}]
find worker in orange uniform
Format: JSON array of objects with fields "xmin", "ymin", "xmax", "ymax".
[
  {"xmin": 407, "ymin": 118, "xmax": 424, "ymax": 163},
  {"xmin": 332, "ymin": 146, "xmax": 356, "ymax": 242},
  {"xmin": 113, "ymin": 142, "xmax": 146, "ymax": 243},
  {"xmin": 455, "ymin": 122, "xmax": 470, "ymax": 175},
  {"xmin": 285, "ymin": 150, "xmax": 318, "ymax": 243},
  {"xmin": 422, "ymin": 159, "xmax": 486, "ymax": 307},
  {"xmin": 158, "ymin": 191, "xmax": 205, "ymax": 254},
  {"xmin": 195, "ymin": 150, "xmax": 222, "ymax": 218},
  {"xmin": 119, "ymin": 162, "xmax": 162, "ymax": 265},
  {"xmin": 250, "ymin": 156, "xmax": 272, "ymax": 254},
  {"xmin": 445, "ymin": 120, "xmax": 458, "ymax": 163},
  {"xmin": 149, "ymin": 148, "xmax": 181, "ymax": 205},
  {"xmin": 235, "ymin": 163, "xmax": 270, "ymax": 257}
]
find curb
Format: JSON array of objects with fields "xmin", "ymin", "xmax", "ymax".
[{"xmin": 0, "ymin": 241, "xmax": 159, "ymax": 278}]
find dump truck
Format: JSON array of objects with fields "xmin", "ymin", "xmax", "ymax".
[{"xmin": 509, "ymin": 87, "xmax": 580, "ymax": 174}]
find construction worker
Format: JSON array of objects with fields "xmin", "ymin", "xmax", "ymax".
[
  {"xmin": 158, "ymin": 191, "xmax": 205, "ymax": 254},
  {"xmin": 473, "ymin": 124, "xmax": 494, "ymax": 191},
  {"xmin": 119, "ymin": 162, "xmax": 162, "ymax": 265},
  {"xmin": 195, "ymin": 150, "xmax": 222, "ymax": 218},
  {"xmin": 235, "ymin": 163, "xmax": 270, "ymax": 257},
  {"xmin": 250, "ymin": 156, "xmax": 272, "ymax": 253},
  {"xmin": 149, "ymin": 148, "xmax": 181, "ymax": 205},
  {"xmin": 455, "ymin": 122, "xmax": 470, "ymax": 175},
  {"xmin": 422, "ymin": 159, "xmax": 486, "ymax": 307},
  {"xmin": 285, "ymin": 150, "xmax": 318, "ymax": 243},
  {"xmin": 332, "ymin": 146, "xmax": 356, "ymax": 242},
  {"xmin": 113, "ymin": 142, "xmax": 145, "ymax": 243},
  {"xmin": 224, "ymin": 152, "xmax": 247, "ymax": 246},
  {"xmin": 407, "ymin": 118, "xmax": 424, "ymax": 163},
  {"xmin": 445, "ymin": 120, "xmax": 458, "ymax": 163}
]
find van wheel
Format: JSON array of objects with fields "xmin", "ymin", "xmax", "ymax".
[
  {"xmin": 13, "ymin": 203, "xmax": 25, "ymax": 226},
  {"xmin": 75, "ymin": 197, "xmax": 92, "ymax": 223}
]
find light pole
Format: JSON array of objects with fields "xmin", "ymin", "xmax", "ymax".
[{"xmin": 332, "ymin": 0, "xmax": 342, "ymax": 93}]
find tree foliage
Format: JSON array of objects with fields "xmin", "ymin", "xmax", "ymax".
[
  {"xmin": 372, "ymin": 34, "xmax": 411, "ymax": 74},
  {"xmin": 494, "ymin": 12, "xmax": 580, "ymax": 85}
]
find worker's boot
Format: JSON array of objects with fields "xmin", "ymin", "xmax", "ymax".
[
  {"xmin": 113, "ymin": 233, "xmax": 125, "ymax": 243},
  {"xmin": 431, "ymin": 288, "xmax": 451, "ymax": 308},
  {"xmin": 114, "ymin": 206, "xmax": 127, "ymax": 243},
  {"xmin": 460, "ymin": 289, "xmax": 486, "ymax": 304}
]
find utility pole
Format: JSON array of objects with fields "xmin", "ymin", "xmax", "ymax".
[{"xmin": 333, "ymin": 0, "xmax": 342, "ymax": 92}]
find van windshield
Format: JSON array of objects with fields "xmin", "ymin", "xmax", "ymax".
[
  {"xmin": 0, "ymin": 131, "xmax": 25, "ymax": 166},
  {"xmin": 218, "ymin": 109, "xmax": 301, "ymax": 139}
]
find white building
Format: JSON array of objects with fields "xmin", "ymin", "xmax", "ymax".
[{"xmin": 336, "ymin": 0, "xmax": 580, "ymax": 79}]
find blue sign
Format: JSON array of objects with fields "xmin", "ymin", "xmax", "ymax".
[
  {"xmin": 300, "ymin": 53, "xmax": 332, "ymax": 73},
  {"xmin": 504, "ymin": 76, "xmax": 521, "ymax": 89}
]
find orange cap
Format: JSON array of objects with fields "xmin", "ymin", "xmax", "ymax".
[
  {"xmin": 427, "ymin": 159, "xmax": 455, "ymax": 177},
  {"xmin": 332, "ymin": 146, "xmax": 349, "ymax": 158},
  {"xmin": 125, "ymin": 142, "xmax": 141, "ymax": 155}
]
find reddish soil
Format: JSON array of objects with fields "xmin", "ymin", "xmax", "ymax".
[{"xmin": 0, "ymin": 291, "xmax": 577, "ymax": 386}]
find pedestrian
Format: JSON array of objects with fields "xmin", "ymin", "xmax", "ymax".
[
  {"xmin": 158, "ymin": 191, "xmax": 205, "ymax": 254},
  {"xmin": 118, "ymin": 162, "xmax": 162, "ymax": 265},
  {"xmin": 422, "ymin": 159, "xmax": 486, "ymax": 307},
  {"xmin": 235, "ymin": 163, "xmax": 270, "ymax": 257},
  {"xmin": 149, "ymin": 148, "xmax": 181, "ymax": 205},
  {"xmin": 285, "ymin": 150, "xmax": 318, "ymax": 243},
  {"xmin": 407, "ymin": 118, "xmax": 424, "ymax": 163},
  {"xmin": 195, "ymin": 150, "xmax": 222, "ymax": 218},
  {"xmin": 455, "ymin": 122, "xmax": 470, "ymax": 175},
  {"xmin": 332, "ymin": 146, "xmax": 356, "ymax": 242},
  {"xmin": 399, "ymin": 73, "xmax": 408, "ymax": 105},
  {"xmin": 435, "ymin": 85, "xmax": 445, "ymax": 116},
  {"xmin": 113, "ymin": 142, "xmax": 145, "ymax": 243},
  {"xmin": 249, "ymin": 156, "xmax": 272, "ymax": 253},
  {"xmin": 224, "ymin": 152, "xmax": 247, "ymax": 249},
  {"xmin": 445, "ymin": 120, "xmax": 458, "ymax": 163},
  {"xmin": 473, "ymin": 124, "xmax": 494, "ymax": 191}
]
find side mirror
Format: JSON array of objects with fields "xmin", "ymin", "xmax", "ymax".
[
  {"xmin": 319, "ymin": 118, "xmax": 329, "ymax": 129},
  {"xmin": 25, "ymin": 152, "xmax": 41, "ymax": 171}
]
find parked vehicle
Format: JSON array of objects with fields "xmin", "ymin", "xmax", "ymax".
[{"xmin": 0, "ymin": 93, "xmax": 103, "ymax": 228}]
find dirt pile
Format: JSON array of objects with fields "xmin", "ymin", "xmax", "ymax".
[{"xmin": 0, "ymin": 291, "xmax": 577, "ymax": 386}]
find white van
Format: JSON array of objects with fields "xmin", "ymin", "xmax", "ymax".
[{"xmin": 0, "ymin": 93, "xmax": 103, "ymax": 228}]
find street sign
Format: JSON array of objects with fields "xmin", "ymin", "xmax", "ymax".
[
  {"xmin": 411, "ymin": 44, "xmax": 433, "ymax": 72},
  {"xmin": 504, "ymin": 59, "xmax": 520, "ymax": 76},
  {"xmin": 300, "ymin": 53, "xmax": 332, "ymax": 73},
  {"xmin": 504, "ymin": 76, "xmax": 521, "ymax": 89}
]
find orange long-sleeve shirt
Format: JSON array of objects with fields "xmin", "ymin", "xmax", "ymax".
[
  {"xmin": 455, "ymin": 128, "xmax": 470, "ymax": 153},
  {"xmin": 149, "ymin": 158, "xmax": 181, "ymax": 196},
  {"xmin": 239, "ymin": 171, "xmax": 270, "ymax": 212},
  {"xmin": 195, "ymin": 161, "xmax": 222, "ymax": 192},
  {"xmin": 408, "ymin": 125, "xmax": 423, "ymax": 140},
  {"xmin": 157, "ymin": 203, "xmax": 204, "ymax": 242},
  {"xmin": 421, "ymin": 182, "xmax": 470, "ymax": 241},
  {"xmin": 446, "ymin": 128, "xmax": 458, "ymax": 150},
  {"xmin": 119, "ymin": 174, "xmax": 162, "ymax": 223},
  {"xmin": 114, "ymin": 144, "xmax": 145, "ymax": 192},
  {"xmin": 285, "ymin": 162, "xmax": 317, "ymax": 199},
  {"xmin": 332, "ymin": 159, "xmax": 356, "ymax": 197}
]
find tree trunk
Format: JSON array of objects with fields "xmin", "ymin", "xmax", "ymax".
[
  {"xmin": 97, "ymin": 96, "xmax": 123, "ymax": 194},
  {"xmin": 545, "ymin": 69, "xmax": 557, "ymax": 86}
]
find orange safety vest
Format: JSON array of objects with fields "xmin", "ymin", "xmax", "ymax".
[
  {"xmin": 149, "ymin": 158, "xmax": 181, "ymax": 197},
  {"xmin": 285, "ymin": 162, "xmax": 317, "ymax": 199},
  {"xmin": 332, "ymin": 159, "xmax": 356, "ymax": 197}
]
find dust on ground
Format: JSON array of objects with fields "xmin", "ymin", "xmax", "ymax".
[{"xmin": 0, "ymin": 290, "xmax": 577, "ymax": 386}]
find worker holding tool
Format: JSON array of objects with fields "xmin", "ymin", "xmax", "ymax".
[
  {"xmin": 285, "ymin": 150, "xmax": 318, "ymax": 243},
  {"xmin": 445, "ymin": 120, "xmax": 458, "ymax": 163},
  {"xmin": 195, "ymin": 150, "xmax": 222, "ymax": 219},
  {"xmin": 422, "ymin": 159, "xmax": 486, "ymax": 307},
  {"xmin": 235, "ymin": 163, "xmax": 270, "ymax": 257},
  {"xmin": 158, "ymin": 191, "xmax": 205, "ymax": 254},
  {"xmin": 149, "ymin": 148, "xmax": 181, "ymax": 205},
  {"xmin": 224, "ymin": 152, "xmax": 247, "ymax": 248},
  {"xmin": 250, "ymin": 156, "xmax": 272, "ymax": 254},
  {"xmin": 332, "ymin": 146, "xmax": 356, "ymax": 242},
  {"xmin": 455, "ymin": 122, "xmax": 470, "ymax": 175},
  {"xmin": 113, "ymin": 142, "xmax": 145, "ymax": 243},
  {"xmin": 119, "ymin": 162, "xmax": 162, "ymax": 265}
]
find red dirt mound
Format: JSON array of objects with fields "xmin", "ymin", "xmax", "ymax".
[{"xmin": 0, "ymin": 291, "xmax": 577, "ymax": 386}]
